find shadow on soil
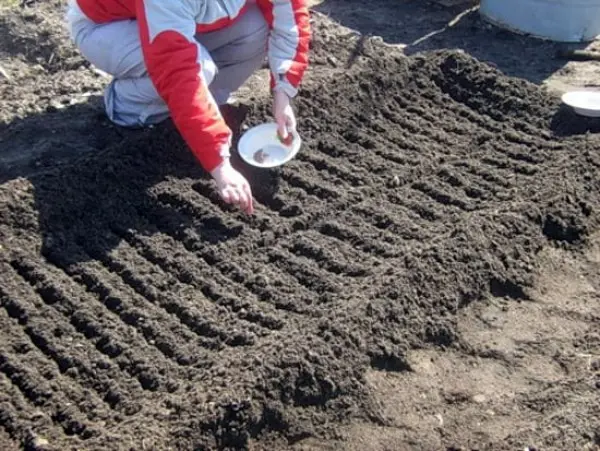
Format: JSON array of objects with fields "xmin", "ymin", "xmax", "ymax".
[
  {"xmin": 314, "ymin": 0, "xmax": 586, "ymax": 85},
  {"xmin": 550, "ymin": 104, "xmax": 600, "ymax": 137},
  {"xmin": 0, "ymin": 97, "xmax": 281, "ymax": 264}
]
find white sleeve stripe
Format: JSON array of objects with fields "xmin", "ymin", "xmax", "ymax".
[
  {"xmin": 269, "ymin": 0, "xmax": 299, "ymax": 74},
  {"xmin": 143, "ymin": 0, "xmax": 197, "ymax": 43}
]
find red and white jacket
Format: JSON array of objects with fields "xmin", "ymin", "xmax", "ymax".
[{"xmin": 72, "ymin": 0, "xmax": 310, "ymax": 172}]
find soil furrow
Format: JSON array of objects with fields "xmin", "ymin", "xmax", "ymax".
[
  {"xmin": 266, "ymin": 247, "xmax": 345, "ymax": 297},
  {"xmin": 294, "ymin": 227, "xmax": 383, "ymax": 269},
  {"xmin": 430, "ymin": 56, "xmax": 553, "ymax": 127},
  {"xmin": 74, "ymin": 240, "xmax": 257, "ymax": 349},
  {"xmin": 188, "ymin": 177, "xmax": 292, "ymax": 221},
  {"xmin": 317, "ymin": 220, "xmax": 400, "ymax": 258},
  {"xmin": 424, "ymin": 160, "xmax": 510, "ymax": 204},
  {"xmin": 392, "ymin": 88, "xmax": 489, "ymax": 135},
  {"xmin": 296, "ymin": 152, "xmax": 366, "ymax": 187},
  {"xmin": 9, "ymin": 254, "xmax": 171, "ymax": 393},
  {"xmin": 382, "ymin": 190, "xmax": 444, "ymax": 222},
  {"xmin": 381, "ymin": 108, "xmax": 457, "ymax": 149},
  {"xmin": 410, "ymin": 181, "xmax": 476, "ymax": 212},
  {"xmin": 127, "ymin": 199, "xmax": 320, "ymax": 315},
  {"xmin": 0, "ymin": 313, "xmax": 97, "ymax": 441},
  {"xmin": 110, "ymin": 222, "xmax": 260, "ymax": 307},
  {"xmin": 80, "ymin": 247, "xmax": 217, "ymax": 348},
  {"xmin": 192, "ymin": 177, "xmax": 279, "ymax": 217},
  {"xmin": 419, "ymin": 85, "xmax": 563, "ymax": 149},
  {"xmin": 350, "ymin": 204, "xmax": 434, "ymax": 242},
  {"xmin": 480, "ymin": 154, "xmax": 538, "ymax": 177},
  {"xmin": 188, "ymin": 178, "xmax": 229, "ymax": 207},
  {"xmin": 152, "ymin": 185, "xmax": 278, "ymax": 243},
  {"xmin": 289, "ymin": 160, "xmax": 355, "ymax": 191},
  {"xmin": 22, "ymin": 254, "xmax": 185, "ymax": 381},
  {"xmin": 487, "ymin": 140, "xmax": 545, "ymax": 169},
  {"xmin": 70, "ymin": 240, "xmax": 215, "ymax": 363},
  {"xmin": 280, "ymin": 166, "xmax": 342, "ymax": 200},
  {"xmin": 447, "ymin": 162, "xmax": 515, "ymax": 201},
  {"xmin": 451, "ymin": 161, "xmax": 513, "ymax": 190},
  {"xmin": 436, "ymin": 168, "xmax": 502, "ymax": 203},
  {"xmin": 383, "ymin": 133, "xmax": 446, "ymax": 162},
  {"xmin": 192, "ymin": 176, "xmax": 311, "ymax": 220},
  {"xmin": 393, "ymin": 90, "xmax": 559, "ymax": 154},
  {"xmin": 317, "ymin": 130, "xmax": 421, "ymax": 172},
  {"xmin": 0, "ymin": 351, "xmax": 54, "ymax": 409},
  {"xmin": 0, "ymin": 370, "xmax": 66, "ymax": 450},
  {"xmin": 151, "ymin": 184, "xmax": 247, "ymax": 240},
  {"xmin": 102, "ymin": 236, "xmax": 285, "ymax": 333},
  {"xmin": 332, "ymin": 211, "xmax": 413, "ymax": 249},
  {"xmin": 501, "ymin": 129, "xmax": 563, "ymax": 151},
  {"xmin": 0, "ymin": 263, "xmax": 144, "ymax": 412},
  {"xmin": 0, "ymin": 311, "xmax": 120, "ymax": 421},
  {"xmin": 285, "ymin": 235, "xmax": 371, "ymax": 278},
  {"xmin": 403, "ymin": 107, "xmax": 471, "ymax": 140},
  {"xmin": 418, "ymin": 89, "xmax": 504, "ymax": 136},
  {"xmin": 148, "ymin": 195, "xmax": 245, "ymax": 246},
  {"xmin": 149, "ymin": 187, "xmax": 247, "ymax": 240},
  {"xmin": 0, "ymin": 297, "xmax": 134, "ymax": 415},
  {"xmin": 340, "ymin": 112, "xmax": 452, "ymax": 165}
]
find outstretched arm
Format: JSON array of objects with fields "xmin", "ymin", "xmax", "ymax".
[
  {"xmin": 135, "ymin": 0, "xmax": 231, "ymax": 172},
  {"xmin": 135, "ymin": 0, "xmax": 253, "ymax": 214}
]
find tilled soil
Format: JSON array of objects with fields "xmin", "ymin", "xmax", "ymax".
[{"xmin": 1, "ymin": 2, "xmax": 600, "ymax": 451}]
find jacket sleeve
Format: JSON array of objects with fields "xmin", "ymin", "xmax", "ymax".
[
  {"xmin": 256, "ymin": 0, "xmax": 311, "ymax": 98},
  {"xmin": 135, "ymin": 0, "xmax": 231, "ymax": 172}
]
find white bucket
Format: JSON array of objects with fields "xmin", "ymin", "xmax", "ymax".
[{"xmin": 480, "ymin": 0, "xmax": 600, "ymax": 42}]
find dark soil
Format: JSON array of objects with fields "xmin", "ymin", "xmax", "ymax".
[{"xmin": 1, "ymin": 2, "xmax": 600, "ymax": 450}]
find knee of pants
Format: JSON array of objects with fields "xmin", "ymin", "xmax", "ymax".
[
  {"xmin": 105, "ymin": 46, "xmax": 220, "ymax": 128},
  {"xmin": 104, "ymin": 77, "xmax": 169, "ymax": 128}
]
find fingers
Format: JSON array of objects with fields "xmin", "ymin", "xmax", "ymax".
[
  {"xmin": 277, "ymin": 112, "xmax": 297, "ymax": 147},
  {"xmin": 221, "ymin": 188, "xmax": 232, "ymax": 204},
  {"xmin": 238, "ymin": 187, "xmax": 249, "ymax": 213},
  {"xmin": 277, "ymin": 116, "xmax": 289, "ymax": 140},
  {"xmin": 243, "ymin": 182, "xmax": 254, "ymax": 215},
  {"xmin": 274, "ymin": 91, "xmax": 295, "ymax": 139},
  {"xmin": 285, "ymin": 110, "xmax": 297, "ymax": 132},
  {"xmin": 237, "ymin": 182, "xmax": 254, "ymax": 215},
  {"xmin": 220, "ymin": 184, "xmax": 254, "ymax": 215},
  {"xmin": 213, "ymin": 162, "xmax": 254, "ymax": 215},
  {"xmin": 220, "ymin": 187, "xmax": 239, "ymax": 205}
]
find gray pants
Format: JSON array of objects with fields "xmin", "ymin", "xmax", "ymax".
[{"xmin": 68, "ymin": 4, "xmax": 268, "ymax": 127}]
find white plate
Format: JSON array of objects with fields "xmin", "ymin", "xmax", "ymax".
[
  {"xmin": 561, "ymin": 91, "xmax": 600, "ymax": 117},
  {"xmin": 237, "ymin": 123, "xmax": 301, "ymax": 168}
]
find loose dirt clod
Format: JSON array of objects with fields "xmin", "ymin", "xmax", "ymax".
[
  {"xmin": 0, "ymin": 65, "xmax": 11, "ymax": 82},
  {"xmin": 30, "ymin": 436, "xmax": 50, "ymax": 449},
  {"xmin": 253, "ymin": 149, "xmax": 269, "ymax": 164}
]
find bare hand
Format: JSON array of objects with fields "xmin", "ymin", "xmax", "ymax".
[
  {"xmin": 210, "ymin": 159, "xmax": 254, "ymax": 215},
  {"xmin": 273, "ymin": 89, "xmax": 297, "ymax": 142}
]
